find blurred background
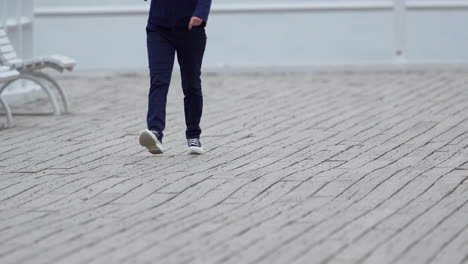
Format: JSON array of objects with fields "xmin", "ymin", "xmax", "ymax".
[{"xmin": 1, "ymin": 0, "xmax": 468, "ymax": 102}]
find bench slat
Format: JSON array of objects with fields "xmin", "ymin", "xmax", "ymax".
[
  {"xmin": 0, "ymin": 45, "xmax": 14, "ymax": 53},
  {"xmin": 0, "ymin": 69, "xmax": 19, "ymax": 81},
  {"xmin": 3, "ymin": 52, "xmax": 18, "ymax": 60},
  {"xmin": 0, "ymin": 37, "xmax": 9, "ymax": 45}
]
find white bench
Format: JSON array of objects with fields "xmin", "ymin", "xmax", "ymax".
[
  {"xmin": 0, "ymin": 25, "xmax": 77, "ymax": 115},
  {"xmin": 0, "ymin": 66, "xmax": 19, "ymax": 128}
]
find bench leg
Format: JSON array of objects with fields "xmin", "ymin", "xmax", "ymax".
[
  {"xmin": 29, "ymin": 71, "xmax": 71, "ymax": 114},
  {"xmin": 18, "ymin": 74, "xmax": 61, "ymax": 116},
  {"xmin": 0, "ymin": 75, "xmax": 61, "ymax": 116},
  {"xmin": 0, "ymin": 96, "xmax": 13, "ymax": 128}
]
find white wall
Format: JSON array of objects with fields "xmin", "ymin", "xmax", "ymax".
[{"xmin": 33, "ymin": 1, "xmax": 468, "ymax": 70}]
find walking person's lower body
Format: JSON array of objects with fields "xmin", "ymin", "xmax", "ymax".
[{"xmin": 139, "ymin": 24, "xmax": 207, "ymax": 155}]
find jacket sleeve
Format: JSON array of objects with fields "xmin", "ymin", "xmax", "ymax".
[{"xmin": 192, "ymin": 0, "xmax": 212, "ymax": 23}]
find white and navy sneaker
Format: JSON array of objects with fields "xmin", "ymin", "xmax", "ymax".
[
  {"xmin": 187, "ymin": 138, "xmax": 204, "ymax": 155},
  {"xmin": 139, "ymin": 129, "xmax": 164, "ymax": 154}
]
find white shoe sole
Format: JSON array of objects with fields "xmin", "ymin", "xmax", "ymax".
[
  {"xmin": 188, "ymin": 146, "xmax": 204, "ymax": 155},
  {"xmin": 139, "ymin": 129, "xmax": 163, "ymax": 154}
]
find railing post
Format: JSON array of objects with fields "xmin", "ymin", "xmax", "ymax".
[
  {"xmin": 17, "ymin": 0, "xmax": 24, "ymax": 59},
  {"xmin": 0, "ymin": 0, "xmax": 5, "ymax": 26},
  {"xmin": 394, "ymin": 0, "xmax": 407, "ymax": 65}
]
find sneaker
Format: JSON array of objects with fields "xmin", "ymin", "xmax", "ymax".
[
  {"xmin": 187, "ymin": 138, "xmax": 204, "ymax": 155},
  {"xmin": 139, "ymin": 129, "xmax": 164, "ymax": 154}
]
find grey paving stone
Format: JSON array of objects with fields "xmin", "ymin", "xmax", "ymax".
[{"xmin": 0, "ymin": 70, "xmax": 467, "ymax": 264}]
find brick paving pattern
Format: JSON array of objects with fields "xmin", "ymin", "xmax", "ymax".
[{"xmin": 0, "ymin": 70, "xmax": 467, "ymax": 264}]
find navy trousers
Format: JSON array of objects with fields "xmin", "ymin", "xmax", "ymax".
[{"xmin": 146, "ymin": 25, "xmax": 207, "ymax": 142}]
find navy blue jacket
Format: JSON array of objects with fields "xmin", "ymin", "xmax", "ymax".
[{"xmin": 147, "ymin": 0, "xmax": 212, "ymax": 28}]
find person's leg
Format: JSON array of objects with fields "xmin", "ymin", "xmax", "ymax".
[
  {"xmin": 146, "ymin": 26, "xmax": 176, "ymax": 141},
  {"xmin": 175, "ymin": 27, "xmax": 207, "ymax": 140}
]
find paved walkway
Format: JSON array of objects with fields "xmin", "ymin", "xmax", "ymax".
[{"xmin": 1, "ymin": 70, "xmax": 468, "ymax": 264}]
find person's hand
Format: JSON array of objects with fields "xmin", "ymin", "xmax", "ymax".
[{"xmin": 189, "ymin": 16, "xmax": 203, "ymax": 30}]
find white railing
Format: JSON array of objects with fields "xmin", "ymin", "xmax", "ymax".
[
  {"xmin": 33, "ymin": 0, "xmax": 468, "ymax": 16},
  {"xmin": 0, "ymin": 0, "xmax": 35, "ymax": 104},
  {"xmin": 33, "ymin": 0, "xmax": 468, "ymax": 67},
  {"xmin": 0, "ymin": 0, "xmax": 33, "ymax": 59}
]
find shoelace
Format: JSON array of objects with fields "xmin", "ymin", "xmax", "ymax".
[
  {"xmin": 188, "ymin": 138, "xmax": 201, "ymax": 147},
  {"xmin": 151, "ymin": 130, "xmax": 162, "ymax": 142}
]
